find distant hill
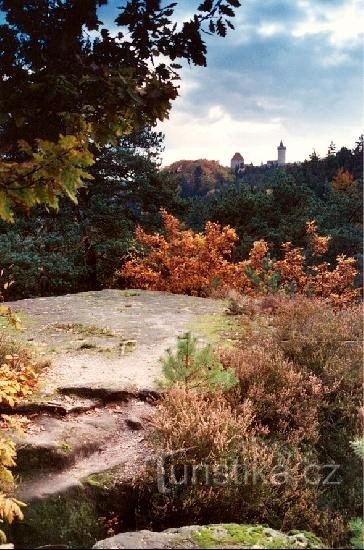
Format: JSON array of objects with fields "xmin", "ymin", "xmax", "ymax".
[{"xmin": 164, "ymin": 159, "xmax": 233, "ymax": 197}]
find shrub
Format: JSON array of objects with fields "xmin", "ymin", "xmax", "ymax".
[
  {"xmin": 151, "ymin": 385, "xmax": 257, "ymax": 459},
  {"xmin": 121, "ymin": 211, "xmax": 359, "ymax": 306},
  {"xmin": 0, "ymin": 331, "xmax": 40, "ymax": 544},
  {"xmin": 348, "ymin": 439, "xmax": 364, "ymax": 549},
  {"xmin": 273, "ymin": 297, "xmax": 362, "ymax": 379},
  {"xmin": 148, "ymin": 295, "xmax": 362, "ymax": 547},
  {"xmin": 122, "ymin": 209, "xmax": 246, "ymax": 296},
  {"xmin": 349, "ymin": 518, "xmax": 364, "ymax": 550},
  {"xmin": 332, "ymin": 168, "xmax": 356, "ymax": 193},
  {"xmin": 273, "ymin": 298, "xmax": 362, "ymax": 465},
  {"xmin": 160, "ymin": 333, "xmax": 237, "ymax": 391},
  {"xmin": 220, "ymin": 343, "xmax": 323, "ymax": 444}
]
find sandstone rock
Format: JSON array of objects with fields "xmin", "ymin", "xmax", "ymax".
[{"xmin": 92, "ymin": 524, "xmax": 324, "ymax": 549}]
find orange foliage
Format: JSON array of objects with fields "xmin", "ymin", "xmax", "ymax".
[
  {"xmin": 0, "ymin": 352, "xmax": 38, "ymax": 408},
  {"xmin": 332, "ymin": 168, "xmax": 356, "ymax": 192},
  {"xmin": 121, "ymin": 210, "xmax": 359, "ymax": 306},
  {"xmin": 306, "ymin": 220, "xmax": 331, "ymax": 255},
  {"xmin": 122, "ymin": 209, "xmax": 246, "ymax": 296}
]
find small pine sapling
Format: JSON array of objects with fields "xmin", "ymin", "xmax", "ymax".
[{"xmin": 160, "ymin": 332, "xmax": 237, "ymax": 390}]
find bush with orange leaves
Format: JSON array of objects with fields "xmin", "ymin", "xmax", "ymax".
[
  {"xmin": 121, "ymin": 210, "xmax": 359, "ymax": 306},
  {"xmin": 121, "ymin": 209, "xmax": 246, "ymax": 296}
]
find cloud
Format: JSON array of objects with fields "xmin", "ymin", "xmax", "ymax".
[
  {"xmin": 159, "ymin": 107, "xmax": 284, "ymax": 166},
  {"xmin": 292, "ymin": 0, "xmax": 364, "ymax": 48}
]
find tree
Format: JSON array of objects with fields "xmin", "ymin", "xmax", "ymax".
[
  {"xmin": 0, "ymin": 129, "xmax": 186, "ymax": 297},
  {"xmin": 332, "ymin": 168, "xmax": 356, "ymax": 193},
  {"xmin": 193, "ymin": 165, "xmax": 203, "ymax": 196},
  {"xmin": 0, "ymin": 0, "xmax": 241, "ymax": 221}
]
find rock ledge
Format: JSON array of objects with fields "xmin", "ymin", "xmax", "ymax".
[{"xmin": 92, "ymin": 523, "xmax": 323, "ymax": 549}]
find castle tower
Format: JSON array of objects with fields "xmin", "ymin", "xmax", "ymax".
[
  {"xmin": 231, "ymin": 152, "xmax": 244, "ymax": 171},
  {"xmin": 277, "ymin": 140, "xmax": 286, "ymax": 166}
]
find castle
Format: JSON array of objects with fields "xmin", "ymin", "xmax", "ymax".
[{"xmin": 231, "ymin": 141, "xmax": 286, "ymax": 171}]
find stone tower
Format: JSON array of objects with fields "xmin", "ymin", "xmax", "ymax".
[
  {"xmin": 231, "ymin": 152, "xmax": 244, "ymax": 171},
  {"xmin": 277, "ymin": 140, "xmax": 286, "ymax": 166}
]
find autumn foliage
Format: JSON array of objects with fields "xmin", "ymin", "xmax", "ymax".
[
  {"xmin": 0, "ymin": 337, "xmax": 39, "ymax": 543},
  {"xmin": 332, "ymin": 168, "xmax": 356, "ymax": 192},
  {"xmin": 121, "ymin": 210, "xmax": 359, "ymax": 306}
]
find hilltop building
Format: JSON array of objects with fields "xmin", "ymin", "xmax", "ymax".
[
  {"xmin": 231, "ymin": 141, "xmax": 287, "ymax": 170},
  {"xmin": 277, "ymin": 140, "xmax": 286, "ymax": 166},
  {"xmin": 230, "ymin": 152, "xmax": 244, "ymax": 171}
]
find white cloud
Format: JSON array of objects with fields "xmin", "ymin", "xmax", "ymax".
[
  {"xmin": 258, "ymin": 23, "xmax": 285, "ymax": 37},
  {"xmin": 292, "ymin": 0, "xmax": 364, "ymax": 48},
  {"xmin": 159, "ymin": 106, "xmax": 284, "ymax": 166},
  {"xmin": 228, "ymin": 0, "xmax": 363, "ymax": 49}
]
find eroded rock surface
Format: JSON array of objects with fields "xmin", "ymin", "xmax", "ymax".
[
  {"xmin": 8, "ymin": 289, "xmax": 224, "ymax": 396},
  {"xmin": 92, "ymin": 524, "xmax": 324, "ymax": 549},
  {"xmin": 5, "ymin": 290, "xmax": 224, "ymax": 502}
]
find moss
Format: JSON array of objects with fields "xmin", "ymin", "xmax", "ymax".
[
  {"xmin": 48, "ymin": 322, "xmax": 115, "ymax": 337},
  {"xmin": 288, "ymin": 529, "xmax": 324, "ymax": 547},
  {"xmin": 5, "ymin": 487, "xmax": 106, "ymax": 549},
  {"xmin": 191, "ymin": 524, "xmax": 323, "ymax": 549},
  {"xmin": 189, "ymin": 313, "xmax": 241, "ymax": 347},
  {"xmin": 192, "ymin": 524, "xmax": 270, "ymax": 549},
  {"xmin": 57, "ymin": 440, "xmax": 72, "ymax": 454},
  {"xmin": 82, "ymin": 472, "xmax": 114, "ymax": 489}
]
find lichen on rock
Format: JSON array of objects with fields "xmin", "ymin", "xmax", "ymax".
[{"xmin": 92, "ymin": 523, "xmax": 324, "ymax": 549}]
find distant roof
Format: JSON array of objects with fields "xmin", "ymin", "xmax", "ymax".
[
  {"xmin": 278, "ymin": 140, "xmax": 286, "ymax": 148},
  {"xmin": 232, "ymin": 152, "xmax": 244, "ymax": 160}
]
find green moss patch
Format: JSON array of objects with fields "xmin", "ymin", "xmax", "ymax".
[
  {"xmin": 82, "ymin": 472, "xmax": 114, "ymax": 490},
  {"xmin": 189, "ymin": 312, "xmax": 242, "ymax": 347},
  {"xmin": 191, "ymin": 524, "xmax": 323, "ymax": 549},
  {"xmin": 5, "ymin": 487, "xmax": 106, "ymax": 549}
]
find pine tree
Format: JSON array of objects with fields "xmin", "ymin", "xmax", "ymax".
[{"xmin": 160, "ymin": 332, "xmax": 237, "ymax": 390}]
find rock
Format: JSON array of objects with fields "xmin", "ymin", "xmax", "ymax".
[
  {"xmin": 125, "ymin": 416, "xmax": 143, "ymax": 430},
  {"xmin": 92, "ymin": 524, "xmax": 324, "ymax": 549},
  {"xmin": 6, "ymin": 289, "xmax": 224, "ymax": 395},
  {"xmin": 0, "ymin": 398, "xmax": 100, "ymax": 417}
]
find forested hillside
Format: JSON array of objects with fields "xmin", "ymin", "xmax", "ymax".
[
  {"xmin": 164, "ymin": 159, "xmax": 233, "ymax": 197},
  {"xmin": 0, "ymin": 137, "xmax": 362, "ymax": 299}
]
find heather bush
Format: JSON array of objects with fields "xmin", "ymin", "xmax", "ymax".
[
  {"xmin": 151, "ymin": 385, "xmax": 257, "ymax": 459},
  {"xmin": 348, "ymin": 439, "xmax": 364, "ymax": 549},
  {"xmin": 273, "ymin": 296, "xmax": 362, "ymax": 378},
  {"xmin": 272, "ymin": 297, "xmax": 362, "ymax": 503},
  {"xmin": 220, "ymin": 343, "xmax": 323, "ymax": 444},
  {"xmin": 147, "ymin": 295, "xmax": 362, "ymax": 547}
]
